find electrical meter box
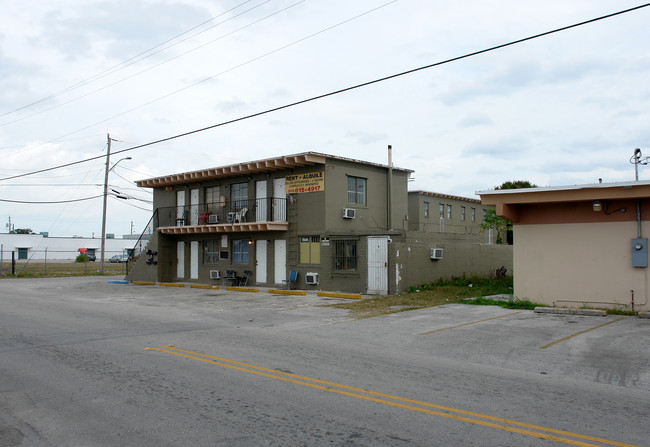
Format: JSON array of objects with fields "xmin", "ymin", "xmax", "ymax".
[{"xmin": 631, "ymin": 238, "xmax": 648, "ymax": 268}]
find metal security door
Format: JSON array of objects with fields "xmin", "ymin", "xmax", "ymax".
[
  {"xmin": 190, "ymin": 189, "xmax": 199, "ymax": 225},
  {"xmin": 256, "ymin": 240, "xmax": 267, "ymax": 283},
  {"xmin": 190, "ymin": 241, "xmax": 199, "ymax": 279},
  {"xmin": 176, "ymin": 241, "xmax": 185, "ymax": 279},
  {"xmin": 367, "ymin": 236, "xmax": 388, "ymax": 295},
  {"xmin": 256, "ymin": 181, "xmax": 267, "ymax": 222},
  {"xmin": 176, "ymin": 191, "xmax": 186, "ymax": 223},
  {"xmin": 274, "ymin": 239, "xmax": 286, "ymax": 285},
  {"xmin": 273, "ymin": 177, "xmax": 286, "ymax": 222}
]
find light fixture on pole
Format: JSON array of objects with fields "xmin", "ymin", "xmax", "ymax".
[{"xmin": 100, "ymin": 132, "xmax": 131, "ymax": 274}]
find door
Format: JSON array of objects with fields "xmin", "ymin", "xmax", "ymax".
[
  {"xmin": 274, "ymin": 239, "xmax": 286, "ymax": 284},
  {"xmin": 273, "ymin": 177, "xmax": 286, "ymax": 222},
  {"xmin": 176, "ymin": 191, "xmax": 186, "ymax": 224},
  {"xmin": 190, "ymin": 189, "xmax": 199, "ymax": 225},
  {"xmin": 190, "ymin": 241, "xmax": 199, "ymax": 279},
  {"xmin": 256, "ymin": 180, "xmax": 267, "ymax": 222},
  {"xmin": 367, "ymin": 236, "xmax": 388, "ymax": 295},
  {"xmin": 256, "ymin": 239, "xmax": 267, "ymax": 283},
  {"xmin": 176, "ymin": 241, "xmax": 185, "ymax": 279}
]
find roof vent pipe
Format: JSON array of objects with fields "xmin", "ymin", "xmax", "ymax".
[{"xmin": 387, "ymin": 145, "xmax": 393, "ymax": 230}]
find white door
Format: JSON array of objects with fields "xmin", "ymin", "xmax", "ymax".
[
  {"xmin": 273, "ymin": 177, "xmax": 286, "ymax": 222},
  {"xmin": 176, "ymin": 241, "xmax": 185, "ymax": 279},
  {"xmin": 367, "ymin": 236, "xmax": 388, "ymax": 295},
  {"xmin": 256, "ymin": 239, "xmax": 267, "ymax": 283},
  {"xmin": 190, "ymin": 189, "xmax": 199, "ymax": 225},
  {"xmin": 190, "ymin": 241, "xmax": 199, "ymax": 279},
  {"xmin": 176, "ymin": 190, "xmax": 186, "ymax": 223},
  {"xmin": 256, "ymin": 181, "xmax": 267, "ymax": 222},
  {"xmin": 274, "ymin": 239, "xmax": 286, "ymax": 284}
]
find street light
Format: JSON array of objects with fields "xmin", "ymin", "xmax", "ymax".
[{"xmin": 100, "ymin": 132, "xmax": 132, "ymax": 274}]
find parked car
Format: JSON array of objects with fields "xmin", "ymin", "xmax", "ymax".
[{"xmin": 109, "ymin": 255, "xmax": 128, "ymax": 263}]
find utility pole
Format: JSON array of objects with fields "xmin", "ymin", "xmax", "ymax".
[{"xmin": 100, "ymin": 134, "xmax": 111, "ymax": 274}]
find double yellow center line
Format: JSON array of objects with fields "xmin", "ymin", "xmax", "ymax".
[{"xmin": 145, "ymin": 345, "xmax": 636, "ymax": 447}]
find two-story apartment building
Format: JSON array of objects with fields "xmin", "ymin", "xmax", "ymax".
[
  {"xmin": 127, "ymin": 152, "xmax": 512, "ymax": 294},
  {"xmin": 128, "ymin": 152, "xmax": 412, "ymax": 294}
]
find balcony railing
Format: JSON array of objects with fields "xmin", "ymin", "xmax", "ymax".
[{"xmin": 156, "ymin": 197, "xmax": 287, "ymax": 228}]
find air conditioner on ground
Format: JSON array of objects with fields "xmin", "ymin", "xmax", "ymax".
[
  {"xmin": 430, "ymin": 248, "xmax": 443, "ymax": 260},
  {"xmin": 210, "ymin": 270, "xmax": 220, "ymax": 280},
  {"xmin": 305, "ymin": 272, "xmax": 319, "ymax": 285},
  {"xmin": 208, "ymin": 214, "xmax": 219, "ymax": 224},
  {"xmin": 343, "ymin": 208, "xmax": 356, "ymax": 219}
]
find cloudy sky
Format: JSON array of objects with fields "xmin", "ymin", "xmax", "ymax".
[{"xmin": 1, "ymin": 0, "xmax": 649, "ymax": 238}]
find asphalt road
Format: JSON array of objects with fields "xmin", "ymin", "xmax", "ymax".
[{"xmin": 1, "ymin": 277, "xmax": 648, "ymax": 446}]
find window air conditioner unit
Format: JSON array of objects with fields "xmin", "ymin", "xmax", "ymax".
[
  {"xmin": 430, "ymin": 248, "xmax": 443, "ymax": 260},
  {"xmin": 210, "ymin": 270, "xmax": 220, "ymax": 280},
  {"xmin": 208, "ymin": 214, "xmax": 219, "ymax": 224},
  {"xmin": 305, "ymin": 272, "xmax": 319, "ymax": 285},
  {"xmin": 343, "ymin": 208, "xmax": 356, "ymax": 219}
]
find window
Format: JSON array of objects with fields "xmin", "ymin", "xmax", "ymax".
[
  {"xmin": 439, "ymin": 203, "xmax": 444, "ymax": 219},
  {"xmin": 333, "ymin": 239, "xmax": 357, "ymax": 270},
  {"xmin": 205, "ymin": 186, "xmax": 222, "ymax": 212},
  {"xmin": 461, "ymin": 206, "xmax": 466, "ymax": 221},
  {"xmin": 471, "ymin": 208, "xmax": 476, "ymax": 222},
  {"xmin": 231, "ymin": 183, "xmax": 248, "ymax": 209},
  {"xmin": 232, "ymin": 239, "xmax": 249, "ymax": 264},
  {"xmin": 17, "ymin": 247, "xmax": 28, "ymax": 260},
  {"xmin": 424, "ymin": 201, "xmax": 429, "ymax": 218},
  {"xmin": 447, "ymin": 204, "xmax": 452, "ymax": 220},
  {"xmin": 347, "ymin": 176, "xmax": 366, "ymax": 205},
  {"xmin": 204, "ymin": 240, "xmax": 219, "ymax": 264},
  {"xmin": 300, "ymin": 236, "xmax": 321, "ymax": 264}
]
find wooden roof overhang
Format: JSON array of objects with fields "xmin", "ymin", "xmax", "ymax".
[
  {"xmin": 158, "ymin": 222, "xmax": 288, "ymax": 235},
  {"xmin": 137, "ymin": 153, "xmax": 327, "ymax": 188}
]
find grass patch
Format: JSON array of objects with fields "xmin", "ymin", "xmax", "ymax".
[
  {"xmin": 328, "ymin": 275, "xmax": 514, "ymax": 318},
  {"xmin": 462, "ymin": 297, "xmax": 541, "ymax": 310}
]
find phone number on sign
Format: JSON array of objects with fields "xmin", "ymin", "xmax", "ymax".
[{"xmin": 288, "ymin": 185, "xmax": 322, "ymax": 193}]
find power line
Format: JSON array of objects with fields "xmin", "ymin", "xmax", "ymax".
[
  {"xmin": 4, "ymin": 0, "xmax": 392, "ymax": 154},
  {"xmin": 0, "ymin": 0, "xmax": 288, "ymax": 127},
  {"xmin": 0, "ymin": 195, "xmax": 104, "ymax": 204},
  {"xmin": 1, "ymin": 2, "xmax": 648, "ymax": 183},
  {"xmin": 0, "ymin": 0, "xmax": 259, "ymax": 120}
]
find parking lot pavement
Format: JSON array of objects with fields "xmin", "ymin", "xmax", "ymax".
[{"xmin": 5, "ymin": 276, "xmax": 650, "ymax": 392}]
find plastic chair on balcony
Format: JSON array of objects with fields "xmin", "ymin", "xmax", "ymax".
[
  {"xmin": 282, "ymin": 270, "xmax": 298, "ymax": 289},
  {"xmin": 234, "ymin": 207, "xmax": 248, "ymax": 223},
  {"xmin": 198, "ymin": 211, "xmax": 211, "ymax": 225}
]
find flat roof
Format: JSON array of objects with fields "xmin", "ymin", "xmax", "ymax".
[
  {"xmin": 136, "ymin": 152, "xmax": 413, "ymax": 188},
  {"xmin": 478, "ymin": 180, "xmax": 650, "ymax": 205},
  {"xmin": 409, "ymin": 190, "xmax": 482, "ymax": 204}
]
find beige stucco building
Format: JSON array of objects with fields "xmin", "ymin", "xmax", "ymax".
[{"xmin": 479, "ymin": 181, "xmax": 650, "ymax": 311}]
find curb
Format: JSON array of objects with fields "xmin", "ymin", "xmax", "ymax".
[
  {"xmin": 317, "ymin": 291, "xmax": 362, "ymax": 300},
  {"xmin": 269, "ymin": 289, "xmax": 307, "ymax": 296},
  {"xmin": 639, "ymin": 312, "xmax": 650, "ymax": 319},
  {"xmin": 534, "ymin": 307, "xmax": 607, "ymax": 316}
]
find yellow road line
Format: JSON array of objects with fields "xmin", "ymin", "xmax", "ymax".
[
  {"xmin": 420, "ymin": 311, "xmax": 521, "ymax": 335},
  {"xmin": 540, "ymin": 317, "xmax": 626, "ymax": 349},
  {"xmin": 145, "ymin": 345, "xmax": 636, "ymax": 447}
]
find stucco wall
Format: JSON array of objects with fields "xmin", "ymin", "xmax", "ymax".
[
  {"xmin": 0, "ymin": 234, "xmax": 137, "ymax": 261},
  {"xmin": 395, "ymin": 232, "xmax": 513, "ymax": 292},
  {"xmin": 514, "ymin": 221, "xmax": 649, "ymax": 311}
]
